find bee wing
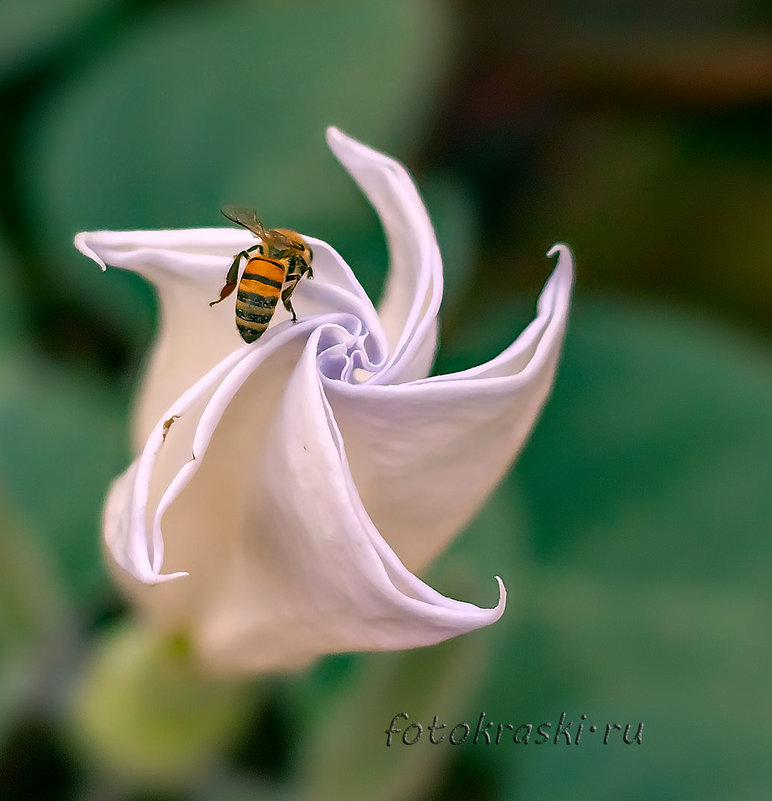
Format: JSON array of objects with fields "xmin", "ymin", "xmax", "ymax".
[{"xmin": 221, "ymin": 206, "xmax": 266, "ymax": 238}]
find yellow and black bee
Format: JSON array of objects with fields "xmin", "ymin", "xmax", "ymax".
[{"xmin": 210, "ymin": 206, "xmax": 313, "ymax": 343}]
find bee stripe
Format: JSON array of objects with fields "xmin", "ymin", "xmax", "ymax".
[
  {"xmin": 232, "ymin": 257, "xmax": 291, "ymax": 343},
  {"xmin": 244, "ymin": 258, "xmax": 286, "ymax": 285},
  {"xmin": 235, "ymin": 308, "xmax": 274, "ymax": 324},
  {"xmin": 236, "ymin": 309, "xmax": 272, "ymax": 341},
  {"xmin": 237, "ymin": 315, "xmax": 273, "ymax": 328},
  {"xmin": 241, "ymin": 272, "xmax": 283, "ymax": 289},
  {"xmin": 236, "ymin": 321, "xmax": 268, "ymax": 343},
  {"xmin": 239, "ymin": 278, "xmax": 281, "ymax": 297},
  {"xmin": 236, "ymin": 293, "xmax": 276, "ymax": 309}
]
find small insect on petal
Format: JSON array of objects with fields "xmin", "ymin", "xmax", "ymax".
[{"xmin": 162, "ymin": 415, "xmax": 179, "ymax": 442}]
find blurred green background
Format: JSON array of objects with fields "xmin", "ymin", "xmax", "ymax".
[{"xmin": 0, "ymin": 0, "xmax": 770, "ymax": 799}]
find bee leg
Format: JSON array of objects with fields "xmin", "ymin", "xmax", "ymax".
[
  {"xmin": 209, "ymin": 253, "xmax": 243, "ymax": 307},
  {"xmin": 281, "ymin": 273, "xmax": 302, "ymax": 322},
  {"xmin": 209, "ymin": 246, "xmax": 258, "ymax": 307}
]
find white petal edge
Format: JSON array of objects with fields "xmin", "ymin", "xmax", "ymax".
[
  {"xmin": 74, "ymin": 228, "xmax": 386, "ymax": 447},
  {"xmin": 105, "ymin": 314, "xmax": 363, "ymax": 585},
  {"xmin": 327, "ymin": 127, "xmax": 443, "ymax": 383},
  {"xmin": 322, "ymin": 245, "xmax": 574, "ymax": 572},
  {"xmin": 192, "ymin": 327, "xmax": 506, "ymax": 671}
]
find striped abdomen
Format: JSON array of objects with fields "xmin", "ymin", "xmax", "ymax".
[{"xmin": 235, "ymin": 257, "xmax": 287, "ymax": 343}]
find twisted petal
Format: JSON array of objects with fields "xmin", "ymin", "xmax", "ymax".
[
  {"xmin": 79, "ymin": 127, "xmax": 573, "ymax": 673},
  {"xmin": 192, "ymin": 324, "xmax": 505, "ymax": 671},
  {"xmin": 103, "ymin": 313, "xmax": 505, "ymax": 672},
  {"xmin": 325, "ymin": 245, "xmax": 573, "ymax": 572},
  {"xmin": 74, "ymin": 227, "xmax": 382, "ymax": 450},
  {"xmin": 327, "ymin": 128, "xmax": 442, "ymax": 384}
]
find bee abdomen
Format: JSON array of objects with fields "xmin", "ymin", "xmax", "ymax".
[{"xmin": 234, "ymin": 258, "xmax": 285, "ymax": 343}]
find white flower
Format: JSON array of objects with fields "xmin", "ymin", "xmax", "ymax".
[{"xmin": 74, "ymin": 128, "xmax": 573, "ymax": 674}]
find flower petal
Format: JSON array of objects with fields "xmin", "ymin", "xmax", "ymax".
[
  {"xmin": 192, "ymin": 325, "xmax": 504, "ymax": 672},
  {"xmin": 75, "ymin": 229, "xmax": 383, "ymax": 449},
  {"xmin": 323, "ymin": 246, "xmax": 574, "ymax": 573},
  {"xmin": 75, "ymin": 229, "xmax": 253, "ymax": 450},
  {"xmin": 105, "ymin": 311, "xmax": 504, "ymax": 672},
  {"xmin": 101, "ymin": 317, "xmax": 326, "ymax": 627},
  {"xmin": 84, "ymin": 131, "xmax": 574, "ymax": 675},
  {"xmin": 327, "ymin": 127, "xmax": 443, "ymax": 383}
]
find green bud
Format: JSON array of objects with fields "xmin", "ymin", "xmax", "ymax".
[{"xmin": 72, "ymin": 620, "xmax": 249, "ymax": 789}]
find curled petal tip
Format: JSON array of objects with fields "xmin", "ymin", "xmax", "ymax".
[
  {"xmin": 148, "ymin": 570, "xmax": 189, "ymax": 585},
  {"xmin": 546, "ymin": 242, "xmax": 573, "ymax": 261},
  {"xmin": 74, "ymin": 232, "xmax": 107, "ymax": 271},
  {"xmin": 546, "ymin": 243, "xmax": 575, "ymax": 287},
  {"xmin": 492, "ymin": 575, "xmax": 507, "ymax": 618}
]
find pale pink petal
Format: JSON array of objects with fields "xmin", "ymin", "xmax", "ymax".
[
  {"xmin": 192, "ymin": 325, "xmax": 504, "ymax": 672},
  {"xmin": 323, "ymin": 247, "xmax": 573, "ymax": 572},
  {"xmin": 74, "ymin": 229, "xmax": 381, "ymax": 449},
  {"xmin": 327, "ymin": 127, "xmax": 443, "ymax": 383}
]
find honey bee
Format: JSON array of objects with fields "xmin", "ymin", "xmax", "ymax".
[{"xmin": 210, "ymin": 206, "xmax": 313, "ymax": 343}]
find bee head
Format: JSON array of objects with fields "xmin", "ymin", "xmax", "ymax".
[{"xmin": 269, "ymin": 229, "xmax": 312, "ymax": 266}]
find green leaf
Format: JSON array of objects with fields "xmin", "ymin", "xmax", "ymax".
[
  {"xmin": 286, "ymin": 481, "xmax": 525, "ymax": 801},
  {"xmin": 423, "ymin": 175, "xmax": 478, "ymax": 315},
  {"xmin": 191, "ymin": 776, "xmax": 307, "ymax": 801},
  {"xmin": 0, "ymin": 0, "xmax": 104, "ymax": 78},
  {"xmin": 0, "ymin": 355, "xmax": 129, "ymax": 603},
  {"xmin": 0, "ymin": 491, "xmax": 72, "ymax": 740},
  {"xmin": 520, "ymin": 295, "xmax": 772, "ymax": 579},
  {"xmin": 452, "ymin": 294, "xmax": 772, "ymax": 798},
  {"xmin": 73, "ymin": 621, "xmax": 250, "ymax": 789},
  {"xmin": 0, "ymin": 238, "xmax": 26, "ymax": 352},
  {"xmin": 295, "ymin": 636, "xmax": 491, "ymax": 801}
]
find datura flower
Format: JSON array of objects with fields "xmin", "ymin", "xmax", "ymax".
[{"xmin": 74, "ymin": 128, "xmax": 573, "ymax": 674}]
